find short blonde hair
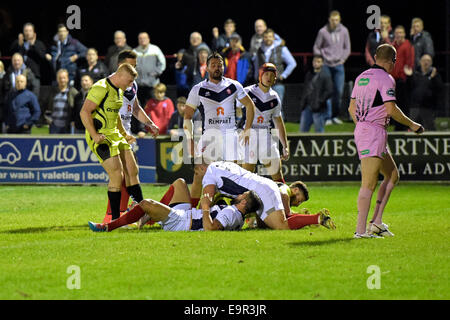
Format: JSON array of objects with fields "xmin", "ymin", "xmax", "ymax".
[
  {"xmin": 412, "ymin": 17, "xmax": 424, "ymax": 27},
  {"xmin": 375, "ymin": 44, "xmax": 397, "ymax": 62},
  {"xmin": 154, "ymin": 83, "xmax": 167, "ymax": 93},
  {"xmin": 329, "ymin": 10, "xmax": 341, "ymax": 18},
  {"xmin": 87, "ymin": 47, "xmax": 98, "ymax": 55},
  {"xmin": 381, "ymin": 15, "xmax": 391, "ymax": 23},
  {"xmin": 117, "ymin": 63, "xmax": 138, "ymax": 78}
]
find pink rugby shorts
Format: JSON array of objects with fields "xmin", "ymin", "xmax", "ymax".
[{"xmin": 354, "ymin": 122, "xmax": 388, "ymax": 160}]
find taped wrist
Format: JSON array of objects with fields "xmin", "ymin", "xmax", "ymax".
[{"xmin": 183, "ymin": 118, "xmax": 193, "ymax": 140}]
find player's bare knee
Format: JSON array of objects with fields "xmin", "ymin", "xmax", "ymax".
[
  {"xmin": 363, "ymin": 181, "xmax": 378, "ymax": 192},
  {"xmin": 392, "ymin": 169, "xmax": 400, "ymax": 185},
  {"xmin": 140, "ymin": 199, "xmax": 157, "ymax": 211},
  {"xmin": 109, "ymin": 171, "xmax": 123, "ymax": 186},
  {"xmin": 172, "ymin": 178, "xmax": 185, "ymax": 190},
  {"xmin": 128, "ymin": 164, "xmax": 139, "ymax": 178},
  {"xmin": 173, "ymin": 178, "xmax": 186, "ymax": 186},
  {"xmin": 139, "ymin": 199, "xmax": 150, "ymax": 210}
]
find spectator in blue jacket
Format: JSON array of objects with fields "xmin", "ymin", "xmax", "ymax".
[
  {"xmin": 211, "ymin": 18, "xmax": 238, "ymax": 52},
  {"xmin": 249, "ymin": 19, "xmax": 283, "ymax": 55},
  {"xmin": 174, "ymin": 49, "xmax": 190, "ymax": 97},
  {"xmin": 46, "ymin": 24, "xmax": 87, "ymax": 85},
  {"xmin": 4, "ymin": 74, "xmax": 41, "ymax": 133},
  {"xmin": 221, "ymin": 34, "xmax": 254, "ymax": 86}
]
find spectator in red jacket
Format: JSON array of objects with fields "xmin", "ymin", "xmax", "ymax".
[
  {"xmin": 392, "ymin": 25, "xmax": 415, "ymax": 81},
  {"xmin": 144, "ymin": 83, "xmax": 174, "ymax": 135},
  {"xmin": 392, "ymin": 25, "xmax": 415, "ymax": 131}
]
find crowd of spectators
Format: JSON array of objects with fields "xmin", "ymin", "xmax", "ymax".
[{"xmin": 0, "ymin": 12, "xmax": 444, "ymax": 135}]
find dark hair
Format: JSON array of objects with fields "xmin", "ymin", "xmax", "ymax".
[
  {"xmin": 177, "ymin": 96, "xmax": 187, "ymax": 104},
  {"xmin": 244, "ymin": 191, "xmax": 263, "ymax": 214},
  {"xmin": 23, "ymin": 22, "xmax": 35, "ymax": 31},
  {"xmin": 81, "ymin": 74, "xmax": 93, "ymax": 81},
  {"xmin": 313, "ymin": 55, "xmax": 324, "ymax": 61},
  {"xmin": 263, "ymin": 28, "xmax": 275, "ymax": 36},
  {"xmin": 224, "ymin": 18, "xmax": 235, "ymax": 26},
  {"xmin": 290, "ymin": 181, "xmax": 309, "ymax": 201},
  {"xmin": 117, "ymin": 50, "xmax": 137, "ymax": 64},
  {"xmin": 207, "ymin": 51, "xmax": 224, "ymax": 66},
  {"xmin": 57, "ymin": 23, "xmax": 67, "ymax": 31}
]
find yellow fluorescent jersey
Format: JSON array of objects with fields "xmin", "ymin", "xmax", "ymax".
[
  {"xmin": 87, "ymin": 78, "xmax": 124, "ymax": 135},
  {"xmin": 278, "ymin": 182, "xmax": 292, "ymax": 198},
  {"xmin": 85, "ymin": 77, "xmax": 130, "ymax": 164},
  {"xmin": 213, "ymin": 193, "xmax": 233, "ymax": 207}
]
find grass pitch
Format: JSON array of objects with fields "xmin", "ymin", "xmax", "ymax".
[{"xmin": 1, "ymin": 182, "xmax": 449, "ymax": 300}]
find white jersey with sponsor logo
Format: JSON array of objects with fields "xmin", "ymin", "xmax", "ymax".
[
  {"xmin": 202, "ymin": 161, "xmax": 283, "ymax": 220},
  {"xmin": 237, "ymin": 84, "xmax": 282, "ymax": 129},
  {"xmin": 186, "ymin": 77, "xmax": 247, "ymax": 133},
  {"xmin": 119, "ymin": 81, "xmax": 138, "ymax": 135},
  {"xmin": 237, "ymin": 85, "xmax": 282, "ymax": 163}
]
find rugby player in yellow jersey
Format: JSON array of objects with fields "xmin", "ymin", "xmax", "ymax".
[
  {"xmin": 103, "ymin": 50, "xmax": 159, "ymax": 224},
  {"xmin": 80, "ymin": 63, "xmax": 140, "ymax": 221}
]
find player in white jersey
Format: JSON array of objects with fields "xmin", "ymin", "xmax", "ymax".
[
  {"xmin": 237, "ymin": 63, "xmax": 289, "ymax": 183},
  {"xmin": 103, "ymin": 50, "xmax": 159, "ymax": 223},
  {"xmin": 183, "ymin": 52, "xmax": 256, "ymax": 163},
  {"xmin": 88, "ymin": 177, "xmax": 263, "ymax": 232},
  {"xmin": 197, "ymin": 161, "xmax": 336, "ymax": 230},
  {"xmin": 118, "ymin": 50, "xmax": 159, "ymax": 140}
]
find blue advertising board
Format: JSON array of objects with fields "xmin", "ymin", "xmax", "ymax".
[{"xmin": 0, "ymin": 135, "xmax": 156, "ymax": 184}]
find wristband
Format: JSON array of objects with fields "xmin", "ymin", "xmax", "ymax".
[{"xmin": 415, "ymin": 125, "xmax": 424, "ymax": 134}]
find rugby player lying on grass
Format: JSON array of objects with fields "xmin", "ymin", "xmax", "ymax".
[
  {"xmin": 192, "ymin": 161, "xmax": 336, "ymax": 231},
  {"xmin": 88, "ymin": 178, "xmax": 262, "ymax": 232}
]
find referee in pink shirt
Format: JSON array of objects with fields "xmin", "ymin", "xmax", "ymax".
[{"xmin": 348, "ymin": 44, "xmax": 424, "ymax": 239}]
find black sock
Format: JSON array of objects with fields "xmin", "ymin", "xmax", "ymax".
[
  {"xmin": 126, "ymin": 184, "xmax": 144, "ymax": 203},
  {"xmin": 108, "ymin": 191, "xmax": 121, "ymax": 220}
]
